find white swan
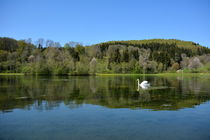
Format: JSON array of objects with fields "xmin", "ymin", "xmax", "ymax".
[{"xmin": 137, "ymin": 79, "xmax": 150, "ymax": 89}]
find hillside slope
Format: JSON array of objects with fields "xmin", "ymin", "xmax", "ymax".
[{"xmin": 95, "ymin": 39, "xmax": 210, "ymax": 55}]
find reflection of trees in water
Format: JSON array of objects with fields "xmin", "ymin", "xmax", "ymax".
[
  {"xmin": 65, "ymin": 101, "xmax": 82, "ymax": 109},
  {"xmin": 138, "ymin": 90, "xmax": 151, "ymax": 102},
  {"xmin": 89, "ymin": 77, "xmax": 97, "ymax": 93},
  {"xmin": 34, "ymin": 100, "xmax": 61, "ymax": 111},
  {"xmin": 177, "ymin": 76, "xmax": 210, "ymax": 95},
  {"xmin": 0, "ymin": 75, "xmax": 210, "ymax": 112}
]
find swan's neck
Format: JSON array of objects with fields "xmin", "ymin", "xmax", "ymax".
[{"xmin": 137, "ymin": 79, "xmax": 140, "ymax": 85}]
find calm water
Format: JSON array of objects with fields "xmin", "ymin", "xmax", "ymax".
[{"xmin": 0, "ymin": 75, "xmax": 210, "ymax": 140}]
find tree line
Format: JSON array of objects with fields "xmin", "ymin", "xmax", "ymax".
[{"xmin": 0, "ymin": 37, "xmax": 210, "ymax": 75}]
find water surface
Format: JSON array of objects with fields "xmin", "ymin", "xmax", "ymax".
[{"xmin": 0, "ymin": 75, "xmax": 210, "ymax": 140}]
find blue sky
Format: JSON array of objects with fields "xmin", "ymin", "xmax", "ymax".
[{"xmin": 0, "ymin": 0, "xmax": 209, "ymax": 47}]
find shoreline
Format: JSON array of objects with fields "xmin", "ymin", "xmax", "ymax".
[
  {"xmin": 0, "ymin": 73, "xmax": 24, "ymax": 76},
  {"xmin": 96, "ymin": 73, "xmax": 210, "ymax": 76},
  {"xmin": 0, "ymin": 73, "xmax": 210, "ymax": 76}
]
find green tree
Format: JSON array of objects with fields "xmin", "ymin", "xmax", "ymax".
[{"xmin": 89, "ymin": 57, "xmax": 97, "ymax": 74}]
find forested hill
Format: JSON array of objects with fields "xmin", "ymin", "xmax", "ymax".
[
  {"xmin": 0, "ymin": 37, "xmax": 210, "ymax": 75},
  {"xmin": 95, "ymin": 39, "xmax": 210, "ymax": 55}
]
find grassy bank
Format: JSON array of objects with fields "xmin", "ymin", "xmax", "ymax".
[
  {"xmin": 0, "ymin": 73, "xmax": 24, "ymax": 76},
  {"xmin": 96, "ymin": 73, "xmax": 210, "ymax": 77},
  {"xmin": 0, "ymin": 72, "xmax": 210, "ymax": 76}
]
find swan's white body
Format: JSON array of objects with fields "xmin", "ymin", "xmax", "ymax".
[{"xmin": 137, "ymin": 79, "xmax": 150, "ymax": 89}]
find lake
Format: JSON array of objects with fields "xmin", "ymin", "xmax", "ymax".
[{"xmin": 0, "ymin": 75, "xmax": 210, "ymax": 140}]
